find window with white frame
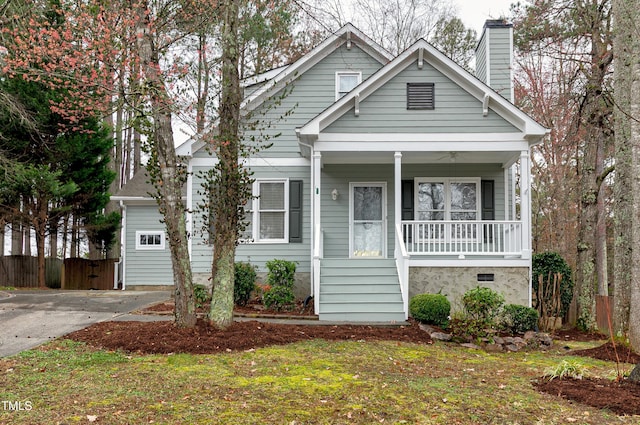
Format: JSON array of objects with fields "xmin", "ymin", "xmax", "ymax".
[
  {"xmin": 415, "ymin": 178, "xmax": 480, "ymax": 220},
  {"xmin": 336, "ymin": 71, "xmax": 361, "ymax": 99},
  {"xmin": 135, "ymin": 231, "xmax": 165, "ymax": 250},
  {"xmin": 254, "ymin": 179, "xmax": 288, "ymax": 242},
  {"xmin": 415, "ymin": 178, "xmax": 480, "ymax": 239}
]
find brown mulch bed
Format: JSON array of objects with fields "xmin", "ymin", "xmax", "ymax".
[
  {"xmin": 63, "ymin": 304, "xmax": 640, "ymax": 418},
  {"xmin": 571, "ymin": 341, "xmax": 640, "ymax": 364},
  {"xmin": 141, "ymin": 299, "xmax": 317, "ymax": 318},
  {"xmin": 535, "ymin": 377, "xmax": 640, "ymax": 416},
  {"xmin": 65, "ymin": 319, "xmax": 430, "ymax": 355}
]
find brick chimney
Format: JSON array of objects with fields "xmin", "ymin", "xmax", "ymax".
[{"xmin": 475, "ymin": 19, "xmax": 514, "ymax": 102}]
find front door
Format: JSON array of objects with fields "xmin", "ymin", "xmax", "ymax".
[{"xmin": 350, "ymin": 182, "xmax": 386, "ymax": 258}]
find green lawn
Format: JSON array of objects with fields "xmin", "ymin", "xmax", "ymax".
[{"xmin": 0, "ymin": 338, "xmax": 636, "ymax": 424}]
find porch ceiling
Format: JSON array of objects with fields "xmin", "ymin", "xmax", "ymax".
[{"xmin": 319, "ymin": 150, "xmax": 519, "ymax": 166}]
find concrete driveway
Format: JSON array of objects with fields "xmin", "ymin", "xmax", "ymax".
[{"xmin": 0, "ymin": 290, "xmax": 171, "ymax": 357}]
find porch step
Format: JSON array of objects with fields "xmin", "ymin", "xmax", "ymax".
[{"xmin": 319, "ymin": 259, "xmax": 405, "ymax": 322}]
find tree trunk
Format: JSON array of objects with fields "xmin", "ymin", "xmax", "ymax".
[
  {"xmin": 595, "ymin": 137, "xmax": 608, "ymax": 296},
  {"xmin": 135, "ymin": 0, "xmax": 195, "ymax": 328},
  {"xmin": 49, "ymin": 219, "xmax": 58, "ymax": 259},
  {"xmin": 576, "ymin": 131, "xmax": 598, "ymax": 331},
  {"xmin": 613, "ymin": 0, "xmax": 635, "ymax": 337},
  {"xmin": 11, "ymin": 218, "xmax": 21, "ymax": 255},
  {"xmin": 34, "ymin": 199, "xmax": 47, "ymax": 287},
  {"xmin": 575, "ymin": 16, "xmax": 612, "ymax": 332},
  {"xmin": 629, "ymin": 42, "xmax": 640, "ymax": 352},
  {"xmin": 23, "ymin": 224, "xmax": 31, "ymax": 256},
  {"xmin": 209, "ymin": 0, "xmax": 242, "ymax": 330},
  {"xmin": 0, "ymin": 219, "xmax": 5, "ymax": 256}
]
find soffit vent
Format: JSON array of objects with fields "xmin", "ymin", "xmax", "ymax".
[{"xmin": 407, "ymin": 83, "xmax": 435, "ymax": 110}]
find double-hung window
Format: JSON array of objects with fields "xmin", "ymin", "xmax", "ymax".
[
  {"xmin": 415, "ymin": 178, "xmax": 480, "ymax": 240},
  {"xmin": 254, "ymin": 179, "xmax": 288, "ymax": 242},
  {"xmin": 336, "ymin": 71, "xmax": 361, "ymax": 100}
]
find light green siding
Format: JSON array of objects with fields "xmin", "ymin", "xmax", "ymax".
[
  {"xmin": 325, "ymin": 61, "xmax": 518, "ymax": 133},
  {"xmin": 193, "ymin": 44, "xmax": 385, "ymax": 159},
  {"xmin": 475, "ymin": 35, "xmax": 487, "ymax": 83},
  {"xmin": 488, "ymin": 28, "xmax": 512, "ymax": 101},
  {"xmin": 124, "ymin": 205, "xmax": 173, "ymax": 286},
  {"xmin": 320, "ymin": 163, "xmax": 508, "ymax": 259},
  {"xmin": 190, "ymin": 165, "xmax": 312, "ymax": 274}
]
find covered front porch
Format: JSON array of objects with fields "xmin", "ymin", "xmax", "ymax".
[{"xmin": 308, "ymin": 148, "xmax": 533, "ymax": 321}]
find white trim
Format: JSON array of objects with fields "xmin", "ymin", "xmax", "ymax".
[
  {"xmin": 187, "ymin": 162, "xmax": 193, "ymax": 258},
  {"xmin": 135, "ymin": 231, "xmax": 166, "ymax": 250},
  {"xmin": 315, "ymin": 140, "xmax": 529, "ymax": 154},
  {"xmin": 509, "ymin": 26, "xmax": 515, "ymax": 102},
  {"xmin": 409, "ymin": 258, "xmax": 530, "ymax": 267},
  {"xmin": 316, "ymin": 132, "xmax": 529, "ymax": 144},
  {"xmin": 120, "ymin": 201, "xmax": 127, "ymax": 290},
  {"xmin": 349, "ymin": 182, "xmax": 388, "ymax": 258},
  {"xmin": 504, "ymin": 167, "xmax": 510, "ymax": 220},
  {"xmin": 298, "ymin": 39, "xmax": 548, "ymax": 145},
  {"xmin": 252, "ymin": 178, "xmax": 289, "ymax": 243},
  {"xmin": 189, "ymin": 157, "xmax": 310, "ymax": 168},
  {"xmin": 485, "ymin": 28, "xmax": 491, "ymax": 86},
  {"xmin": 242, "ymin": 64, "xmax": 290, "ymax": 88},
  {"xmin": 335, "ymin": 71, "xmax": 362, "ymax": 100},
  {"xmin": 312, "ymin": 152, "xmax": 322, "ymax": 313},
  {"xmin": 414, "ymin": 178, "xmax": 481, "ymax": 221}
]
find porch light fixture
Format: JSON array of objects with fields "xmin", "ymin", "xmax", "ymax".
[{"xmin": 331, "ymin": 188, "xmax": 339, "ymax": 200}]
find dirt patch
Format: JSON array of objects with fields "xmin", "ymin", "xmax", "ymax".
[{"xmin": 535, "ymin": 377, "xmax": 640, "ymax": 416}]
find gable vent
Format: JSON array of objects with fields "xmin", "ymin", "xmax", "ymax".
[{"xmin": 407, "ymin": 83, "xmax": 435, "ymax": 110}]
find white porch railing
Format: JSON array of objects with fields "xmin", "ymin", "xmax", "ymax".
[
  {"xmin": 395, "ymin": 223, "xmax": 410, "ymax": 320},
  {"xmin": 401, "ymin": 220, "xmax": 523, "ymax": 256}
]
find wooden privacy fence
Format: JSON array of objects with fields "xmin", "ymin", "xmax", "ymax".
[
  {"xmin": 0, "ymin": 256, "xmax": 117, "ymax": 290},
  {"xmin": 596, "ymin": 295, "xmax": 613, "ymax": 335},
  {"xmin": 62, "ymin": 258, "xmax": 118, "ymax": 290},
  {"xmin": 0, "ymin": 256, "xmax": 63, "ymax": 288}
]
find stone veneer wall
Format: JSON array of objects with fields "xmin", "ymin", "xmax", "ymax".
[
  {"xmin": 409, "ymin": 267, "xmax": 530, "ymax": 312},
  {"xmin": 193, "ymin": 272, "xmax": 311, "ymax": 301}
]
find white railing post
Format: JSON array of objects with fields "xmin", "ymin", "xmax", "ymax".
[
  {"xmin": 395, "ymin": 223, "xmax": 410, "ymax": 320},
  {"xmin": 312, "ymin": 152, "xmax": 322, "ymax": 313}
]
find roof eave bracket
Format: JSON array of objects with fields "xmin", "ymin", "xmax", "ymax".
[{"xmin": 482, "ymin": 93, "xmax": 490, "ymax": 117}]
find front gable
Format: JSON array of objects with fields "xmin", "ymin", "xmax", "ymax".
[
  {"xmin": 325, "ymin": 59, "xmax": 518, "ymax": 134},
  {"xmin": 299, "ymin": 39, "xmax": 548, "ymax": 148}
]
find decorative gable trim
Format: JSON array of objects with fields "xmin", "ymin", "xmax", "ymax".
[{"xmin": 298, "ymin": 39, "xmax": 548, "ymax": 146}]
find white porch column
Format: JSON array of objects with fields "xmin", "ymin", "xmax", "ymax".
[
  {"xmin": 312, "ymin": 151, "xmax": 322, "ymax": 313},
  {"xmin": 520, "ymin": 150, "xmax": 532, "ymax": 260},
  {"xmin": 394, "ymin": 152, "xmax": 402, "ymax": 258}
]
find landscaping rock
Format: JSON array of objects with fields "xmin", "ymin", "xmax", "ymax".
[
  {"xmin": 460, "ymin": 342, "xmax": 481, "ymax": 350},
  {"xmin": 418, "ymin": 323, "xmax": 452, "ymax": 341},
  {"xmin": 484, "ymin": 343, "xmax": 503, "ymax": 353},
  {"xmin": 505, "ymin": 344, "xmax": 520, "ymax": 352},
  {"xmin": 431, "ymin": 332, "xmax": 452, "ymax": 341},
  {"xmin": 629, "ymin": 363, "xmax": 640, "ymax": 383}
]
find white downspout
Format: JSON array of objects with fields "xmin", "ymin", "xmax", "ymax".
[{"xmin": 119, "ymin": 200, "xmax": 127, "ymax": 291}]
